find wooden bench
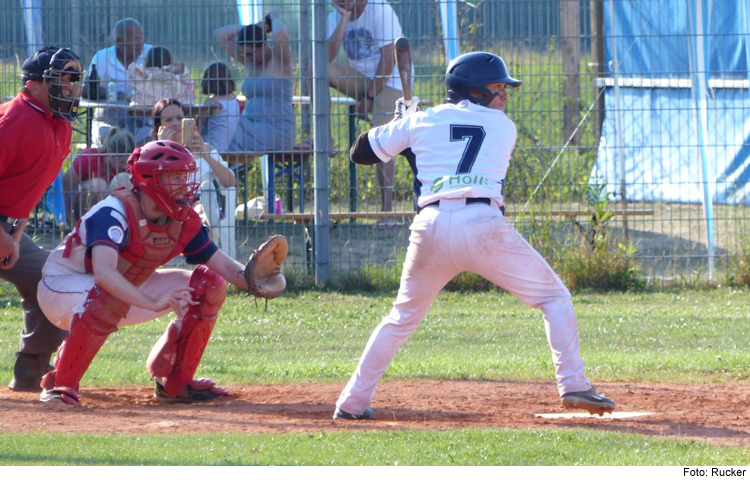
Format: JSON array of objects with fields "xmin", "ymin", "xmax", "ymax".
[{"xmin": 261, "ymin": 208, "xmax": 655, "ymax": 224}]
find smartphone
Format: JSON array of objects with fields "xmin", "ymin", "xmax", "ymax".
[{"xmin": 181, "ymin": 118, "xmax": 196, "ymax": 146}]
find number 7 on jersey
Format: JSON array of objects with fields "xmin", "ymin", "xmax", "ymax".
[{"xmin": 451, "ymin": 125, "xmax": 486, "ymax": 174}]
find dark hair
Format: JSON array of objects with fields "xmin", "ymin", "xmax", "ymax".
[
  {"xmin": 201, "ymin": 62, "xmax": 235, "ymax": 96},
  {"xmin": 237, "ymin": 24, "xmax": 265, "ymax": 47},
  {"xmin": 150, "ymin": 98, "xmax": 182, "ymax": 141},
  {"xmin": 144, "ymin": 46, "xmax": 172, "ymax": 68}
]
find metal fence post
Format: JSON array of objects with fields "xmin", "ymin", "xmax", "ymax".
[
  {"xmin": 299, "ymin": 0, "xmax": 312, "ymax": 141},
  {"xmin": 312, "ymin": 0, "xmax": 330, "ymax": 284}
]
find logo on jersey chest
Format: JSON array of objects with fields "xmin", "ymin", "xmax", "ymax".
[
  {"xmin": 153, "ymin": 237, "xmax": 173, "ymax": 246},
  {"xmin": 430, "ymin": 174, "xmax": 500, "ymax": 194}
]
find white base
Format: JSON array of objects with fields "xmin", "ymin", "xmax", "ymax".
[{"xmin": 535, "ymin": 411, "xmax": 654, "ymax": 419}]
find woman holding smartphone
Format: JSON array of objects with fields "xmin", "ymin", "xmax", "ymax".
[{"xmin": 150, "ymin": 98, "xmax": 236, "ymax": 241}]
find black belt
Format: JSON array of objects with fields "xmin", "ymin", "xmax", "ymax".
[
  {"xmin": 418, "ymin": 197, "xmax": 492, "ymax": 213},
  {"xmin": 0, "ymin": 214, "xmax": 23, "ymax": 227}
]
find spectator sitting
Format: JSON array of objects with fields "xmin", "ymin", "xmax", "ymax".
[
  {"xmin": 199, "ymin": 62, "xmax": 240, "ymax": 153},
  {"xmin": 129, "ymin": 46, "xmax": 195, "ymax": 106},
  {"xmin": 151, "ymin": 98, "xmax": 236, "ymax": 244},
  {"xmin": 215, "ymin": 12, "xmax": 297, "ymax": 152},
  {"xmin": 327, "ymin": 0, "xmax": 409, "ymax": 227},
  {"xmin": 82, "ymin": 18, "xmax": 153, "ymax": 146},
  {"xmin": 63, "ymin": 127, "xmax": 136, "ymax": 225}
]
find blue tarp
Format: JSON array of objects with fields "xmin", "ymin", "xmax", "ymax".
[
  {"xmin": 44, "ymin": 172, "xmax": 66, "ymax": 224},
  {"xmin": 592, "ymin": 0, "xmax": 750, "ymax": 204}
]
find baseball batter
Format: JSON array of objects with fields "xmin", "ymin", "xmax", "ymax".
[
  {"xmin": 37, "ymin": 140, "xmax": 256, "ymax": 406},
  {"xmin": 333, "ymin": 52, "xmax": 615, "ymax": 420}
]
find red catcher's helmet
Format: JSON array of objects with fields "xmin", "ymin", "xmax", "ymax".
[{"xmin": 127, "ymin": 140, "xmax": 199, "ymax": 221}]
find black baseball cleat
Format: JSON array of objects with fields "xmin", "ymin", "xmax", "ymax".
[
  {"xmin": 561, "ymin": 388, "xmax": 615, "ymax": 416},
  {"xmin": 154, "ymin": 381, "xmax": 226, "ymax": 403},
  {"xmin": 333, "ymin": 407, "xmax": 373, "ymax": 420},
  {"xmin": 8, "ymin": 352, "xmax": 53, "ymax": 392}
]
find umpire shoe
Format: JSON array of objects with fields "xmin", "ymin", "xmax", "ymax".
[
  {"xmin": 561, "ymin": 388, "xmax": 615, "ymax": 416},
  {"xmin": 8, "ymin": 352, "xmax": 53, "ymax": 392},
  {"xmin": 333, "ymin": 407, "xmax": 373, "ymax": 420},
  {"xmin": 154, "ymin": 381, "xmax": 225, "ymax": 403}
]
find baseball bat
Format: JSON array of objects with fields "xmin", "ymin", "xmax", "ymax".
[{"xmin": 394, "ymin": 37, "xmax": 412, "ymax": 105}]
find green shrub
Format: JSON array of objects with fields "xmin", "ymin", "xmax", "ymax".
[
  {"xmin": 555, "ymin": 182, "xmax": 643, "ymax": 291},
  {"xmin": 557, "ymin": 239, "xmax": 643, "ymax": 291},
  {"xmin": 732, "ymin": 236, "xmax": 750, "ymax": 288}
]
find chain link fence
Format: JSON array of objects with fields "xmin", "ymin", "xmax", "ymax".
[{"xmin": 2, "ymin": 0, "xmax": 749, "ymax": 284}]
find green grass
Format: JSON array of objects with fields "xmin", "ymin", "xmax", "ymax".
[
  {"xmin": 2, "ymin": 283, "xmax": 750, "ymax": 465},
  {"xmin": 1, "ymin": 429, "xmax": 747, "ymax": 466},
  {"xmin": 2, "ymin": 286, "xmax": 750, "ymax": 387}
]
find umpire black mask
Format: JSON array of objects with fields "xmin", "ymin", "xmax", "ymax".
[{"xmin": 43, "ymin": 49, "xmax": 84, "ymax": 121}]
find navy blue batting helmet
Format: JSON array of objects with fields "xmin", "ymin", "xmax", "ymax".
[{"xmin": 445, "ymin": 52, "xmax": 521, "ymax": 106}]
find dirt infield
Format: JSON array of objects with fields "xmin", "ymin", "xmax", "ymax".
[{"xmin": 2, "ymin": 380, "xmax": 749, "ymax": 447}]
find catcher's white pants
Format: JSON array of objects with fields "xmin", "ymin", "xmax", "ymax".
[
  {"xmin": 336, "ymin": 198, "xmax": 591, "ymax": 415},
  {"xmin": 38, "ymin": 269, "xmax": 191, "ymax": 331}
]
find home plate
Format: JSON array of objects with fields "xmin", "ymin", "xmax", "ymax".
[{"xmin": 535, "ymin": 411, "xmax": 654, "ymax": 419}]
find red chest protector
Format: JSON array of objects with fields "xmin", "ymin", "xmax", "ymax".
[
  {"xmin": 63, "ymin": 189, "xmax": 202, "ymax": 286},
  {"xmin": 111, "ymin": 189, "xmax": 202, "ymax": 286}
]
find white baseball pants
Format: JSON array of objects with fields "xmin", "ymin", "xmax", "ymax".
[
  {"xmin": 37, "ymin": 269, "xmax": 191, "ymax": 331},
  {"xmin": 336, "ymin": 198, "xmax": 592, "ymax": 415}
]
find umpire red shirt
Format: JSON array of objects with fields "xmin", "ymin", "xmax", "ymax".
[{"xmin": 0, "ymin": 92, "xmax": 72, "ymax": 218}]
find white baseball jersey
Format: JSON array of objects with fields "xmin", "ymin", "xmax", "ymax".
[{"xmin": 367, "ymin": 100, "xmax": 517, "ymax": 208}]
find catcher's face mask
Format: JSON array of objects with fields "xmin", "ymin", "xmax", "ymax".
[
  {"xmin": 43, "ymin": 49, "xmax": 84, "ymax": 121},
  {"xmin": 153, "ymin": 170, "xmax": 200, "ymax": 221},
  {"xmin": 128, "ymin": 141, "xmax": 199, "ymax": 221}
]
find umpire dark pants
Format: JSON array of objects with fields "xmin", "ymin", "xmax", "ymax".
[{"xmin": 0, "ymin": 222, "xmax": 67, "ymax": 356}]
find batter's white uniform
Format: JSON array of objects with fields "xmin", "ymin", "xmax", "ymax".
[
  {"xmin": 336, "ymin": 100, "xmax": 592, "ymax": 415},
  {"xmin": 38, "ymin": 195, "xmax": 217, "ymax": 331}
]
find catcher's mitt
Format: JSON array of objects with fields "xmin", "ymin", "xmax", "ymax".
[{"xmin": 244, "ymin": 234, "xmax": 288, "ymax": 305}]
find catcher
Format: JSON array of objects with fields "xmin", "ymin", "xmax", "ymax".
[{"xmin": 36, "ymin": 140, "xmax": 287, "ymax": 406}]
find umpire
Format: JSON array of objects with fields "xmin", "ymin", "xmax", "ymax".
[{"xmin": 0, "ymin": 46, "xmax": 83, "ymax": 391}]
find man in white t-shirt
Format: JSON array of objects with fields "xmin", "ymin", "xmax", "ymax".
[
  {"xmin": 82, "ymin": 18, "xmax": 153, "ymax": 146},
  {"xmin": 327, "ymin": 0, "xmax": 410, "ymax": 223},
  {"xmin": 332, "ymin": 52, "xmax": 616, "ymax": 420}
]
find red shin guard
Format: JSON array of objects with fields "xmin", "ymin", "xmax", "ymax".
[
  {"xmin": 41, "ymin": 286, "xmax": 129, "ymax": 392},
  {"xmin": 146, "ymin": 321, "xmax": 179, "ymax": 378},
  {"xmin": 153, "ymin": 266, "xmax": 226, "ymax": 397}
]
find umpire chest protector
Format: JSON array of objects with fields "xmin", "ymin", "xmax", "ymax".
[{"xmin": 112, "ymin": 189, "xmax": 202, "ymax": 286}]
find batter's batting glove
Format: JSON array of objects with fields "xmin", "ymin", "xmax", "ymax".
[{"xmin": 394, "ymin": 96, "xmax": 421, "ymax": 120}]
